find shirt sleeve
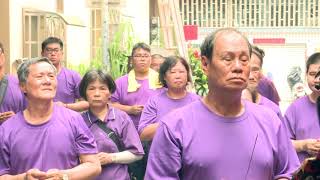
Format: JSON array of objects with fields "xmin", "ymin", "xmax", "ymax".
[
  {"xmin": 118, "ymin": 112, "xmax": 144, "ymax": 155},
  {"xmin": 283, "ymin": 105, "xmax": 296, "ymax": 140},
  {"xmin": 73, "ymin": 72, "xmax": 82, "ymax": 99},
  {"xmin": 111, "ymin": 78, "xmax": 122, "ymax": 103},
  {"xmin": 145, "ymin": 122, "xmax": 182, "ymax": 180},
  {"xmin": 0, "ymin": 126, "xmax": 10, "ymax": 175},
  {"xmin": 138, "ymin": 97, "xmax": 158, "ymax": 134},
  {"xmin": 273, "ymin": 121, "xmax": 300, "ymax": 179},
  {"xmin": 73, "ymin": 114, "xmax": 98, "ymax": 154}
]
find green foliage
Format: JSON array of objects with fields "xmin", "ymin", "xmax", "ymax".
[
  {"xmin": 69, "ymin": 21, "xmax": 137, "ymax": 78},
  {"xmin": 189, "ymin": 47, "xmax": 208, "ymax": 96},
  {"xmin": 108, "ymin": 21, "xmax": 137, "ymax": 79}
]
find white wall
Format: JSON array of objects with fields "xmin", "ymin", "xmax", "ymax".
[
  {"xmin": 9, "ymin": 0, "xmax": 56, "ymax": 65},
  {"xmin": 64, "ymin": 0, "xmax": 91, "ymax": 65},
  {"xmin": 122, "ymin": 0, "xmax": 149, "ymax": 43}
]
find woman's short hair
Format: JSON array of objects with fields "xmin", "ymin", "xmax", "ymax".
[
  {"xmin": 159, "ymin": 56, "xmax": 191, "ymax": 88},
  {"xmin": 79, "ymin": 69, "xmax": 116, "ymax": 100}
]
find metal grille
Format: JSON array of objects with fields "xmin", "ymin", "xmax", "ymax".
[{"xmin": 179, "ymin": 0, "xmax": 320, "ymax": 27}]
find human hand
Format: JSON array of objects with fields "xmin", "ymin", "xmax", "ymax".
[
  {"xmin": 97, "ymin": 152, "xmax": 113, "ymax": 165},
  {"xmin": 44, "ymin": 169, "xmax": 66, "ymax": 180},
  {"xmin": 303, "ymin": 139, "xmax": 320, "ymax": 156},
  {"xmin": 24, "ymin": 169, "xmax": 47, "ymax": 180},
  {"xmin": 128, "ymin": 105, "xmax": 144, "ymax": 115},
  {"xmin": 0, "ymin": 111, "xmax": 15, "ymax": 122}
]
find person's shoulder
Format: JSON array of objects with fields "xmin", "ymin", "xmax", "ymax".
[
  {"xmin": 245, "ymin": 101, "xmax": 282, "ymax": 127},
  {"xmin": 287, "ymin": 95, "xmax": 309, "ymax": 109},
  {"xmin": 109, "ymin": 106, "xmax": 131, "ymax": 124},
  {"xmin": 1, "ymin": 111, "xmax": 24, "ymax": 131},
  {"xmin": 260, "ymin": 96, "xmax": 279, "ymax": 109},
  {"xmin": 161, "ymin": 100, "xmax": 202, "ymax": 125},
  {"xmin": 55, "ymin": 105, "xmax": 82, "ymax": 120},
  {"xmin": 61, "ymin": 67, "xmax": 81, "ymax": 76},
  {"xmin": 187, "ymin": 92, "xmax": 201, "ymax": 100},
  {"xmin": 115, "ymin": 74, "xmax": 128, "ymax": 81}
]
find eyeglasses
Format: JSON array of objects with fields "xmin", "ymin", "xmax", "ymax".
[
  {"xmin": 45, "ymin": 48, "xmax": 61, "ymax": 53},
  {"xmin": 133, "ymin": 54, "xmax": 150, "ymax": 59}
]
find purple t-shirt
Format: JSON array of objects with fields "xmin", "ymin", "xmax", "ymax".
[
  {"xmin": 0, "ymin": 75, "xmax": 26, "ymax": 113},
  {"xmin": 145, "ymin": 100, "xmax": 300, "ymax": 180},
  {"xmin": 111, "ymin": 74, "xmax": 164, "ymax": 130},
  {"xmin": 258, "ymin": 77, "xmax": 280, "ymax": 105},
  {"xmin": 54, "ymin": 68, "xmax": 82, "ymax": 103},
  {"xmin": 0, "ymin": 105, "xmax": 98, "ymax": 175},
  {"xmin": 284, "ymin": 96, "xmax": 320, "ymax": 162},
  {"xmin": 259, "ymin": 95, "xmax": 283, "ymax": 121},
  {"xmin": 81, "ymin": 107, "xmax": 144, "ymax": 180},
  {"xmin": 138, "ymin": 91, "xmax": 200, "ymax": 134}
]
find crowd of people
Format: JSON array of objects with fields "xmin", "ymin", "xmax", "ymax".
[{"xmin": 0, "ymin": 27, "xmax": 319, "ymax": 179}]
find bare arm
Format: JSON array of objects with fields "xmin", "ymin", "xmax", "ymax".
[
  {"xmin": 292, "ymin": 139, "xmax": 320, "ymax": 156},
  {"xmin": 0, "ymin": 173, "xmax": 26, "ymax": 180},
  {"xmin": 111, "ymin": 102, "xmax": 143, "ymax": 115},
  {"xmin": 65, "ymin": 100, "xmax": 89, "ymax": 112},
  {"xmin": 61, "ymin": 153, "xmax": 101, "ymax": 180},
  {"xmin": 140, "ymin": 123, "xmax": 159, "ymax": 141}
]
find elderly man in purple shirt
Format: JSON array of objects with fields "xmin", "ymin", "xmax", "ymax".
[
  {"xmin": 0, "ymin": 42, "xmax": 25, "ymax": 123},
  {"xmin": 145, "ymin": 28, "xmax": 299, "ymax": 180},
  {"xmin": 284, "ymin": 52, "xmax": 320, "ymax": 163},
  {"xmin": 41, "ymin": 37, "xmax": 89, "ymax": 112},
  {"xmin": 241, "ymin": 45, "xmax": 283, "ymax": 120},
  {"xmin": 0, "ymin": 58, "xmax": 101, "ymax": 180}
]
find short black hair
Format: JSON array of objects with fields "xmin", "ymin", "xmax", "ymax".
[
  {"xmin": 79, "ymin": 69, "xmax": 116, "ymax": 100},
  {"xmin": 200, "ymin": 28, "xmax": 252, "ymax": 62},
  {"xmin": 251, "ymin": 45, "xmax": 265, "ymax": 67},
  {"xmin": 41, "ymin": 37, "xmax": 63, "ymax": 51},
  {"xmin": 306, "ymin": 52, "xmax": 320, "ymax": 73},
  {"xmin": 131, "ymin": 42, "xmax": 151, "ymax": 56},
  {"xmin": 0, "ymin": 42, "xmax": 4, "ymax": 54},
  {"xmin": 159, "ymin": 56, "xmax": 191, "ymax": 88}
]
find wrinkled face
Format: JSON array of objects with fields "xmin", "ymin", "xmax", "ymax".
[
  {"xmin": 132, "ymin": 48, "xmax": 151, "ymax": 73},
  {"xmin": 151, "ymin": 57, "xmax": 164, "ymax": 72},
  {"xmin": 248, "ymin": 53, "xmax": 262, "ymax": 89},
  {"xmin": 307, "ymin": 63, "xmax": 320, "ymax": 93},
  {"xmin": 86, "ymin": 79, "xmax": 111, "ymax": 108},
  {"xmin": 21, "ymin": 62, "xmax": 57, "ymax": 101},
  {"xmin": 202, "ymin": 31, "xmax": 250, "ymax": 92},
  {"xmin": 41, "ymin": 43, "xmax": 63, "ymax": 66},
  {"xmin": 164, "ymin": 61, "xmax": 188, "ymax": 90}
]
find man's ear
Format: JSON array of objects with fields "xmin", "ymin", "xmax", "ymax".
[{"xmin": 201, "ymin": 56, "xmax": 209, "ymax": 75}]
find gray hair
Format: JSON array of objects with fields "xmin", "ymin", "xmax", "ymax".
[
  {"xmin": 17, "ymin": 57, "xmax": 57, "ymax": 84},
  {"xmin": 200, "ymin": 28, "xmax": 252, "ymax": 62}
]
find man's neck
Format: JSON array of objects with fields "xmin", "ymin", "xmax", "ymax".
[
  {"xmin": 134, "ymin": 70, "xmax": 149, "ymax": 80},
  {"xmin": 89, "ymin": 105, "xmax": 109, "ymax": 121},
  {"xmin": 24, "ymin": 100, "xmax": 54, "ymax": 125},
  {"xmin": 54, "ymin": 63, "xmax": 62, "ymax": 73},
  {"xmin": 309, "ymin": 92, "xmax": 320, "ymax": 103},
  {"xmin": 203, "ymin": 90, "xmax": 244, "ymax": 117}
]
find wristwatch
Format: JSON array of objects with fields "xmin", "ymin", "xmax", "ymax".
[{"xmin": 62, "ymin": 174, "xmax": 69, "ymax": 180}]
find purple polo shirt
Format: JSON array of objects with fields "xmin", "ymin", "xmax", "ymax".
[
  {"xmin": 0, "ymin": 75, "xmax": 26, "ymax": 113},
  {"xmin": 145, "ymin": 100, "xmax": 300, "ymax": 180},
  {"xmin": 284, "ymin": 96, "xmax": 320, "ymax": 162},
  {"xmin": 0, "ymin": 105, "xmax": 98, "ymax": 175},
  {"xmin": 111, "ymin": 74, "xmax": 164, "ymax": 130},
  {"xmin": 138, "ymin": 91, "xmax": 200, "ymax": 134},
  {"xmin": 259, "ymin": 95, "xmax": 283, "ymax": 121},
  {"xmin": 258, "ymin": 76, "xmax": 280, "ymax": 105},
  {"xmin": 81, "ymin": 107, "xmax": 144, "ymax": 180},
  {"xmin": 54, "ymin": 68, "xmax": 82, "ymax": 103}
]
